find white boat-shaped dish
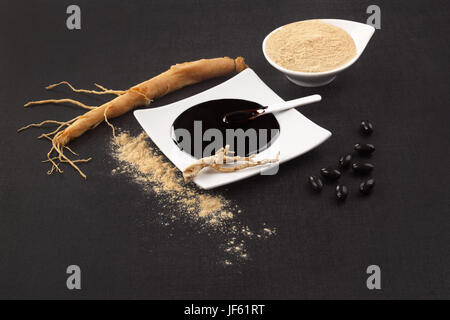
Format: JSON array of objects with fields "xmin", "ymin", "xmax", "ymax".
[
  {"xmin": 263, "ymin": 19, "xmax": 375, "ymax": 87},
  {"xmin": 134, "ymin": 68, "xmax": 331, "ymax": 189}
]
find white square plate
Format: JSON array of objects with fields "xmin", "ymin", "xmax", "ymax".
[{"xmin": 134, "ymin": 68, "xmax": 331, "ymax": 189}]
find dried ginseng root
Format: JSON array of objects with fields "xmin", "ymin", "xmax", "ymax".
[
  {"xmin": 183, "ymin": 145, "xmax": 280, "ymax": 182},
  {"xmin": 18, "ymin": 57, "xmax": 248, "ymax": 179}
]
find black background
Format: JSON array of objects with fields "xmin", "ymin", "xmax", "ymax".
[{"xmin": 0, "ymin": 0, "xmax": 449, "ymax": 300}]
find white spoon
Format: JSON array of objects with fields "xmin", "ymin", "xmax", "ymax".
[{"xmin": 223, "ymin": 94, "xmax": 322, "ymax": 124}]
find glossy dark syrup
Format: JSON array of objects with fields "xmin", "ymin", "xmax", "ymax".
[{"xmin": 171, "ymin": 99, "xmax": 280, "ymax": 158}]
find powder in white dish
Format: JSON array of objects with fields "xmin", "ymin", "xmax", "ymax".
[{"xmin": 265, "ymin": 20, "xmax": 357, "ymax": 73}]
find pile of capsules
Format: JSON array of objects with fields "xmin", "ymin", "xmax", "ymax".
[{"xmin": 308, "ymin": 120, "xmax": 375, "ymax": 201}]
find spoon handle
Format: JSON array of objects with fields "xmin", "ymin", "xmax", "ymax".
[{"xmin": 266, "ymin": 94, "xmax": 322, "ymax": 114}]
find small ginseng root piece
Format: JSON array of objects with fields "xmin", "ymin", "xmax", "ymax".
[
  {"xmin": 18, "ymin": 57, "xmax": 248, "ymax": 179},
  {"xmin": 182, "ymin": 145, "xmax": 280, "ymax": 182}
]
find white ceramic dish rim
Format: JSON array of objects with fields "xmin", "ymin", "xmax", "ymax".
[
  {"xmin": 262, "ymin": 19, "xmax": 375, "ymax": 77},
  {"xmin": 133, "ymin": 68, "xmax": 332, "ymax": 189}
]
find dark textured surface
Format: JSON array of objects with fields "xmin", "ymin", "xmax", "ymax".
[{"xmin": 0, "ymin": 0, "xmax": 449, "ymax": 299}]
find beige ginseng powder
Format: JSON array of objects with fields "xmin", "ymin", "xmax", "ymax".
[{"xmin": 265, "ymin": 20, "xmax": 357, "ymax": 73}]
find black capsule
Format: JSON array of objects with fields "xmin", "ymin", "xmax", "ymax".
[
  {"xmin": 360, "ymin": 120, "xmax": 373, "ymax": 135},
  {"xmin": 338, "ymin": 154, "xmax": 352, "ymax": 170},
  {"xmin": 336, "ymin": 184, "xmax": 349, "ymax": 201},
  {"xmin": 360, "ymin": 178, "xmax": 375, "ymax": 195},
  {"xmin": 352, "ymin": 162, "xmax": 374, "ymax": 175},
  {"xmin": 320, "ymin": 167, "xmax": 341, "ymax": 180},
  {"xmin": 308, "ymin": 176, "xmax": 323, "ymax": 192},
  {"xmin": 354, "ymin": 143, "xmax": 375, "ymax": 156}
]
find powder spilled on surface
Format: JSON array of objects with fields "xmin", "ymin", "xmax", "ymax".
[
  {"xmin": 265, "ymin": 20, "xmax": 357, "ymax": 73},
  {"xmin": 110, "ymin": 131, "xmax": 276, "ymax": 265}
]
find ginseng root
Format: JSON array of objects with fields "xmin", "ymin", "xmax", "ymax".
[
  {"xmin": 18, "ymin": 57, "xmax": 248, "ymax": 179},
  {"xmin": 182, "ymin": 145, "xmax": 280, "ymax": 182}
]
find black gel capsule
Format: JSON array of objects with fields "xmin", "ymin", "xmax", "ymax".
[
  {"xmin": 320, "ymin": 167, "xmax": 341, "ymax": 180},
  {"xmin": 360, "ymin": 120, "xmax": 373, "ymax": 135},
  {"xmin": 352, "ymin": 162, "xmax": 374, "ymax": 175},
  {"xmin": 360, "ymin": 178, "xmax": 375, "ymax": 194},
  {"xmin": 308, "ymin": 176, "xmax": 323, "ymax": 192},
  {"xmin": 354, "ymin": 143, "xmax": 375, "ymax": 156},
  {"xmin": 336, "ymin": 184, "xmax": 349, "ymax": 201}
]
